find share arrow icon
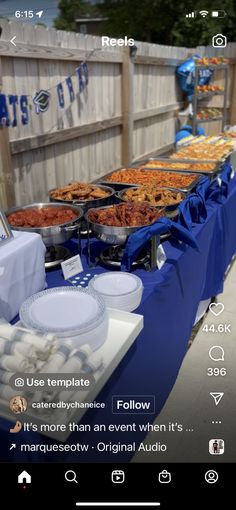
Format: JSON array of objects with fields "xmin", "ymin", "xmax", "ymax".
[{"xmin": 210, "ymin": 392, "xmax": 224, "ymax": 406}]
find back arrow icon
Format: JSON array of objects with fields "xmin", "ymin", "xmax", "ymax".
[{"xmin": 10, "ymin": 36, "xmax": 16, "ymax": 46}]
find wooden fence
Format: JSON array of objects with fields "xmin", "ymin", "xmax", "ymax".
[{"xmin": 0, "ymin": 19, "xmax": 236, "ymax": 208}]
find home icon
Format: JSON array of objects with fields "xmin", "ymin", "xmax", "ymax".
[{"xmin": 18, "ymin": 471, "xmax": 31, "ymax": 484}]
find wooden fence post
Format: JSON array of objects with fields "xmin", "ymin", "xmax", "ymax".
[
  {"xmin": 230, "ymin": 63, "xmax": 236, "ymax": 125},
  {"xmin": 122, "ymin": 46, "xmax": 134, "ymax": 165},
  {"xmin": 0, "ymin": 124, "xmax": 15, "ymax": 210},
  {"xmin": 0, "ymin": 56, "xmax": 14, "ymax": 210}
]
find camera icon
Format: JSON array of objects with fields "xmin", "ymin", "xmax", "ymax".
[{"xmin": 212, "ymin": 34, "xmax": 227, "ymax": 48}]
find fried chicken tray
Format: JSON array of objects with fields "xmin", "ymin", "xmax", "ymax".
[
  {"xmin": 116, "ymin": 186, "xmax": 185, "ymax": 216},
  {"xmin": 49, "ymin": 182, "xmax": 115, "ymax": 213},
  {"xmin": 85, "ymin": 203, "xmax": 164, "ymax": 245}
]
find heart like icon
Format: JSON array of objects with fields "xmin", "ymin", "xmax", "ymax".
[{"xmin": 209, "ymin": 302, "xmax": 224, "ymax": 317}]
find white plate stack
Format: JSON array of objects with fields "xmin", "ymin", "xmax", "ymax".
[
  {"xmin": 89, "ymin": 272, "xmax": 143, "ymax": 312},
  {"xmin": 20, "ymin": 287, "xmax": 108, "ymax": 351}
]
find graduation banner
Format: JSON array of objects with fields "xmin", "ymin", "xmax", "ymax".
[{"xmin": 0, "ymin": 61, "xmax": 89, "ymax": 127}]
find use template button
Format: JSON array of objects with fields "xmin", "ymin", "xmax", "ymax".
[{"xmin": 112, "ymin": 395, "xmax": 155, "ymax": 414}]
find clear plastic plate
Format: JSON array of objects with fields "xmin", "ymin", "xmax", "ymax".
[
  {"xmin": 90, "ymin": 272, "xmax": 142, "ymax": 297},
  {"xmin": 89, "ymin": 272, "xmax": 143, "ymax": 312},
  {"xmin": 20, "ymin": 287, "xmax": 106, "ymax": 337}
]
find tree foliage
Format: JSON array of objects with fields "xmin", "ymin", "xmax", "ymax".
[
  {"xmin": 99, "ymin": 0, "xmax": 236, "ymax": 46},
  {"xmin": 54, "ymin": 0, "xmax": 236, "ymax": 47},
  {"xmin": 54, "ymin": 0, "xmax": 95, "ymax": 31}
]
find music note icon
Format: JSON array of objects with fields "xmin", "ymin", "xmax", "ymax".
[{"xmin": 9, "ymin": 420, "xmax": 22, "ymax": 433}]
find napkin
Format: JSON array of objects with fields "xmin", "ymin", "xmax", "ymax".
[
  {"xmin": 0, "ymin": 319, "xmax": 57, "ymax": 360},
  {"xmin": 121, "ymin": 217, "xmax": 199, "ymax": 271},
  {"xmin": 47, "ymin": 347, "xmax": 104, "ymax": 404},
  {"xmin": 0, "ymin": 384, "xmax": 17, "ymax": 400},
  {"xmin": 44, "ymin": 350, "xmax": 88, "ymax": 404},
  {"xmin": 58, "ymin": 353, "xmax": 83, "ymax": 374},
  {"xmin": 178, "ymin": 176, "xmax": 210, "ymax": 230},
  {"xmin": 40, "ymin": 346, "xmax": 71, "ymax": 373},
  {"xmin": 206, "ymin": 162, "xmax": 232, "ymax": 204},
  {"xmin": 0, "ymin": 339, "xmax": 37, "ymax": 361},
  {"xmin": 0, "ymin": 354, "xmax": 35, "ymax": 372},
  {"xmin": 84, "ymin": 352, "xmax": 104, "ymax": 374},
  {"xmin": 0, "ymin": 369, "xmax": 13, "ymax": 385},
  {"xmin": 178, "ymin": 192, "xmax": 207, "ymax": 230},
  {"xmin": 195, "ymin": 176, "xmax": 211, "ymax": 201}
]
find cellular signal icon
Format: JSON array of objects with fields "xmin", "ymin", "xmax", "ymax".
[{"xmin": 186, "ymin": 12, "xmax": 195, "ymax": 18}]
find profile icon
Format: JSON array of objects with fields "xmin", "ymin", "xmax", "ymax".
[{"xmin": 9, "ymin": 396, "xmax": 27, "ymax": 414}]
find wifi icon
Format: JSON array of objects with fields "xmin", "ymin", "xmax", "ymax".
[{"xmin": 199, "ymin": 10, "xmax": 209, "ymax": 17}]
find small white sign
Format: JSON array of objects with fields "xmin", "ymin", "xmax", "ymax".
[
  {"xmin": 156, "ymin": 244, "xmax": 167, "ymax": 269},
  {"xmin": 61, "ymin": 254, "xmax": 83, "ymax": 280}
]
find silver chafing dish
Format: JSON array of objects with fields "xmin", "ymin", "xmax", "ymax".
[
  {"xmin": 84, "ymin": 204, "xmax": 164, "ymax": 246},
  {"xmin": 116, "ymin": 187, "xmax": 185, "ymax": 217},
  {"xmin": 95, "ymin": 168, "xmax": 201, "ymax": 193},
  {"xmin": 49, "ymin": 184, "xmax": 116, "ymax": 213},
  {"xmin": 49, "ymin": 184, "xmax": 116, "ymax": 234},
  {"xmin": 133, "ymin": 156, "xmax": 221, "ymax": 179},
  {"xmin": 6, "ymin": 202, "xmax": 83, "ymax": 247}
]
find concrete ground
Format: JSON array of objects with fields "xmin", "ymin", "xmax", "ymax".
[{"xmin": 133, "ymin": 259, "xmax": 236, "ymax": 463}]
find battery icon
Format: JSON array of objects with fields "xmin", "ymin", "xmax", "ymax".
[{"xmin": 211, "ymin": 10, "xmax": 226, "ymax": 18}]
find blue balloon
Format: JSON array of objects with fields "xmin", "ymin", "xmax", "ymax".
[
  {"xmin": 176, "ymin": 55, "xmax": 213, "ymax": 102},
  {"xmin": 175, "ymin": 125, "xmax": 206, "ymax": 143},
  {"xmin": 196, "ymin": 126, "xmax": 205, "ymax": 135},
  {"xmin": 181, "ymin": 124, "xmax": 193, "ymax": 133},
  {"xmin": 175, "ymin": 130, "xmax": 192, "ymax": 143}
]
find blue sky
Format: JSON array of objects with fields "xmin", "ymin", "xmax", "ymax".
[{"xmin": 0, "ymin": 0, "xmax": 59, "ymax": 26}]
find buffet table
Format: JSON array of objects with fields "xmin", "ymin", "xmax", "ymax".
[{"xmin": 1, "ymin": 172, "xmax": 236, "ymax": 463}]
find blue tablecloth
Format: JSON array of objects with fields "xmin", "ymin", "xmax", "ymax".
[{"xmin": 1, "ymin": 174, "xmax": 236, "ymax": 463}]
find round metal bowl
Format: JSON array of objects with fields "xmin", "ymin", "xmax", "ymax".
[
  {"xmin": 6, "ymin": 202, "xmax": 83, "ymax": 246},
  {"xmin": 116, "ymin": 186, "xmax": 186, "ymax": 216},
  {"xmin": 85, "ymin": 205, "xmax": 164, "ymax": 246},
  {"xmin": 49, "ymin": 184, "xmax": 116, "ymax": 213}
]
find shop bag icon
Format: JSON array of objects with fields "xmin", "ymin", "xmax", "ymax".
[{"xmin": 158, "ymin": 470, "xmax": 171, "ymax": 483}]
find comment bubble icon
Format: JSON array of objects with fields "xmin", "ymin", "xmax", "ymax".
[{"xmin": 209, "ymin": 345, "xmax": 225, "ymax": 362}]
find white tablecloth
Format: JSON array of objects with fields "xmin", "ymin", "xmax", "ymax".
[{"xmin": 0, "ymin": 231, "xmax": 46, "ymax": 321}]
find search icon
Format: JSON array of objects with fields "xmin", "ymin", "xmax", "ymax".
[{"xmin": 65, "ymin": 470, "xmax": 78, "ymax": 483}]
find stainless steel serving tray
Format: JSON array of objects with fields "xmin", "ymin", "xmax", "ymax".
[
  {"xmin": 85, "ymin": 204, "xmax": 165, "ymax": 246},
  {"xmin": 93, "ymin": 168, "xmax": 141, "ymax": 191},
  {"xmin": 95, "ymin": 168, "xmax": 201, "ymax": 194},
  {"xmin": 6, "ymin": 202, "xmax": 83, "ymax": 247},
  {"xmin": 131, "ymin": 157, "xmax": 221, "ymax": 177},
  {"xmin": 49, "ymin": 184, "xmax": 116, "ymax": 212},
  {"xmin": 174, "ymin": 148, "xmax": 234, "ymax": 164},
  {"xmin": 116, "ymin": 186, "xmax": 185, "ymax": 216}
]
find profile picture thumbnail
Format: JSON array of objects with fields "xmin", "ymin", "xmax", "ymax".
[{"xmin": 9, "ymin": 396, "xmax": 27, "ymax": 414}]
